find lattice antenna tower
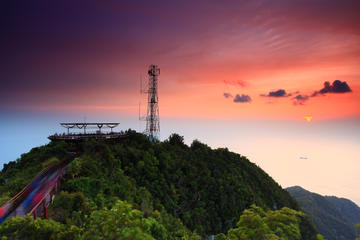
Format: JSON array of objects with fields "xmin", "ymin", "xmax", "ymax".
[{"xmin": 144, "ymin": 65, "xmax": 160, "ymax": 141}]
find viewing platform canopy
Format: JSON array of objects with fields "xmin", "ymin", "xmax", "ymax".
[
  {"xmin": 49, "ymin": 122, "xmax": 125, "ymax": 142},
  {"xmin": 60, "ymin": 122, "xmax": 119, "ymax": 134}
]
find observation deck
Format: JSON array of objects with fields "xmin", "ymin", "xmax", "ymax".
[{"xmin": 48, "ymin": 122, "xmax": 126, "ymax": 142}]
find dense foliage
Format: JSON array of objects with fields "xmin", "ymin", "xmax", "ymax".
[
  {"xmin": 0, "ymin": 200, "xmax": 199, "ymax": 240},
  {"xmin": 1, "ymin": 130, "xmax": 320, "ymax": 239},
  {"xmin": 287, "ymin": 186, "xmax": 360, "ymax": 240},
  {"xmin": 214, "ymin": 205, "xmax": 325, "ymax": 240}
]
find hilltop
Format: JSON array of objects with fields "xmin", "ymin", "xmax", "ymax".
[
  {"xmin": 287, "ymin": 186, "xmax": 360, "ymax": 240},
  {"xmin": 0, "ymin": 130, "xmax": 320, "ymax": 239}
]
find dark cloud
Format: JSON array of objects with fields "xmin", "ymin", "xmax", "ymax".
[
  {"xmin": 223, "ymin": 93, "xmax": 233, "ymax": 98},
  {"xmin": 294, "ymin": 94, "xmax": 309, "ymax": 101},
  {"xmin": 292, "ymin": 94, "xmax": 309, "ymax": 105},
  {"xmin": 233, "ymin": 94, "xmax": 252, "ymax": 103},
  {"xmin": 261, "ymin": 89, "xmax": 291, "ymax": 97},
  {"xmin": 269, "ymin": 89, "xmax": 287, "ymax": 97},
  {"xmin": 312, "ymin": 80, "xmax": 352, "ymax": 97}
]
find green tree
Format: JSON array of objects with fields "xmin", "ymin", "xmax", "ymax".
[
  {"xmin": 0, "ymin": 191, "xmax": 11, "ymax": 206},
  {"xmin": 67, "ymin": 157, "xmax": 81, "ymax": 179},
  {"xmin": 42, "ymin": 157, "xmax": 60, "ymax": 169},
  {"xmin": 0, "ymin": 215, "xmax": 80, "ymax": 240},
  {"xmin": 214, "ymin": 233, "xmax": 227, "ymax": 240},
  {"xmin": 167, "ymin": 133, "xmax": 186, "ymax": 148},
  {"xmin": 81, "ymin": 200, "xmax": 168, "ymax": 240},
  {"xmin": 316, "ymin": 234, "xmax": 326, "ymax": 240},
  {"xmin": 220, "ymin": 205, "xmax": 324, "ymax": 240},
  {"xmin": 48, "ymin": 191, "xmax": 92, "ymax": 226}
]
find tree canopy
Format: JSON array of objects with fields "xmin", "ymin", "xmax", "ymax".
[{"xmin": 0, "ymin": 130, "xmax": 320, "ymax": 239}]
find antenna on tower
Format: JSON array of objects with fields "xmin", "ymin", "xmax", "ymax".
[{"xmin": 143, "ymin": 64, "xmax": 160, "ymax": 141}]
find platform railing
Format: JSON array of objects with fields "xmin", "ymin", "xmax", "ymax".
[
  {"xmin": 0, "ymin": 154, "xmax": 76, "ymax": 223},
  {"xmin": 29, "ymin": 169, "xmax": 65, "ymax": 219}
]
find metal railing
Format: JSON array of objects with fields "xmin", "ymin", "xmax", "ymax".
[{"xmin": 0, "ymin": 155, "xmax": 75, "ymax": 223}]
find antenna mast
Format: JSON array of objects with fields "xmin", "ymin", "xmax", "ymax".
[{"xmin": 145, "ymin": 65, "xmax": 160, "ymax": 141}]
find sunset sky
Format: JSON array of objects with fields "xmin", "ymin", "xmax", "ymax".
[{"xmin": 1, "ymin": 1, "xmax": 360, "ymax": 204}]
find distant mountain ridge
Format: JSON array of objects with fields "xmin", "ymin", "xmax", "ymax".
[
  {"xmin": 325, "ymin": 196, "xmax": 360, "ymax": 225},
  {"xmin": 287, "ymin": 186, "xmax": 360, "ymax": 240}
]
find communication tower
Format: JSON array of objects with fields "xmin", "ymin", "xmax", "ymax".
[{"xmin": 144, "ymin": 65, "xmax": 160, "ymax": 141}]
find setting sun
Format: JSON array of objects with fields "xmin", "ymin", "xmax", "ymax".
[{"xmin": 304, "ymin": 116, "xmax": 313, "ymax": 122}]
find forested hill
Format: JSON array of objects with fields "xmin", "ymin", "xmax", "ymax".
[
  {"xmin": 287, "ymin": 186, "xmax": 360, "ymax": 240},
  {"xmin": 325, "ymin": 196, "xmax": 360, "ymax": 225},
  {"xmin": 0, "ymin": 130, "xmax": 320, "ymax": 239}
]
